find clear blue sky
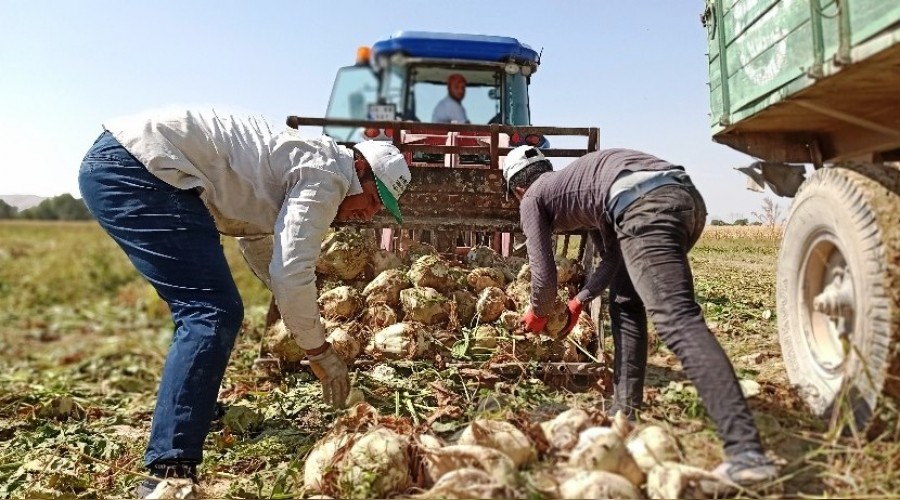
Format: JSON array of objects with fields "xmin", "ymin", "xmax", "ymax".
[{"xmin": 0, "ymin": 1, "xmax": 779, "ymax": 222}]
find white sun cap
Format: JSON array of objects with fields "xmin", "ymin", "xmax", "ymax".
[
  {"xmin": 353, "ymin": 140, "xmax": 412, "ymax": 224},
  {"xmin": 503, "ymin": 145, "xmax": 546, "ymax": 192}
]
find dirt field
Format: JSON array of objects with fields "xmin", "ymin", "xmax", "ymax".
[{"xmin": 0, "ymin": 221, "xmax": 897, "ymax": 498}]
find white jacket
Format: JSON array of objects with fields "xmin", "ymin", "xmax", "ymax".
[{"xmin": 104, "ymin": 107, "xmax": 362, "ymax": 349}]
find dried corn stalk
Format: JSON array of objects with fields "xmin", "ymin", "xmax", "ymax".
[{"xmin": 568, "ymin": 312, "xmax": 596, "ymax": 350}]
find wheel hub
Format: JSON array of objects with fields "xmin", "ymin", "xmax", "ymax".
[{"xmin": 802, "ymin": 237, "xmax": 855, "ymax": 375}]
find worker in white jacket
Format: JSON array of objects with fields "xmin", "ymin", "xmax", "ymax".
[{"xmin": 77, "ymin": 107, "xmax": 411, "ymax": 497}]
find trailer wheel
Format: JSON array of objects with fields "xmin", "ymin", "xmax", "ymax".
[{"xmin": 778, "ymin": 164, "xmax": 900, "ymax": 436}]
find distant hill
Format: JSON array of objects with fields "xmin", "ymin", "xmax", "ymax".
[{"xmin": 0, "ymin": 195, "xmax": 49, "ymax": 211}]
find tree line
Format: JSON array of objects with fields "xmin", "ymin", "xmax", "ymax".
[
  {"xmin": 0, "ymin": 195, "xmax": 92, "ymax": 220},
  {"xmin": 710, "ymin": 197, "xmax": 784, "ymax": 228}
]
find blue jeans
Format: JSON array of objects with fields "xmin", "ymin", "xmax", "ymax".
[
  {"xmin": 78, "ymin": 131, "xmax": 244, "ymax": 466},
  {"xmin": 611, "ymin": 184, "xmax": 763, "ymax": 456}
]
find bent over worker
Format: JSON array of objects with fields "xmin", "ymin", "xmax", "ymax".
[
  {"xmin": 77, "ymin": 107, "xmax": 411, "ymax": 497},
  {"xmin": 502, "ymin": 145, "xmax": 777, "ymax": 493}
]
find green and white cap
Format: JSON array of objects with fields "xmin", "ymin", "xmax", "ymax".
[{"xmin": 354, "ymin": 141, "xmax": 411, "ymax": 224}]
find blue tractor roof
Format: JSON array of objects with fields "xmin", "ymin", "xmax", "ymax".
[{"xmin": 371, "ymin": 31, "xmax": 540, "ymax": 65}]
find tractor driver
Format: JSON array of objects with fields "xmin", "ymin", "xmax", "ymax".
[{"xmin": 431, "ymin": 73, "xmax": 470, "ymax": 124}]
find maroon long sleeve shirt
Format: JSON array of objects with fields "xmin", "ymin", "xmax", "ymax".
[{"xmin": 519, "ymin": 148, "xmax": 679, "ymax": 316}]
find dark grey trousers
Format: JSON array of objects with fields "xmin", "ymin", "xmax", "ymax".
[{"xmin": 609, "ymin": 183, "xmax": 763, "ymax": 455}]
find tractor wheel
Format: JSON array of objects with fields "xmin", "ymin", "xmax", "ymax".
[{"xmin": 777, "ymin": 164, "xmax": 900, "ymax": 437}]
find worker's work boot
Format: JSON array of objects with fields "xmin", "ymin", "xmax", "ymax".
[
  {"xmin": 700, "ymin": 450, "xmax": 778, "ymax": 496},
  {"xmin": 607, "ymin": 397, "xmax": 639, "ymax": 422},
  {"xmin": 134, "ymin": 462, "xmax": 199, "ymax": 499}
]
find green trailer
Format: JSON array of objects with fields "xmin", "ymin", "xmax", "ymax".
[{"xmin": 703, "ymin": 0, "xmax": 900, "ymax": 436}]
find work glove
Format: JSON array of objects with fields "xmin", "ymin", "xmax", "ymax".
[
  {"xmin": 307, "ymin": 344, "xmax": 350, "ymax": 409},
  {"xmin": 521, "ymin": 307, "xmax": 548, "ymax": 334},
  {"xmin": 559, "ymin": 298, "xmax": 583, "ymax": 339}
]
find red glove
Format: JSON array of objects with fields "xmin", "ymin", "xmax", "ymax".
[
  {"xmin": 521, "ymin": 307, "xmax": 548, "ymax": 334},
  {"xmin": 559, "ymin": 298, "xmax": 583, "ymax": 338}
]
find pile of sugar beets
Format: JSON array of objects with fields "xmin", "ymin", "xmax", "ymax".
[{"xmin": 259, "ymin": 230, "xmax": 736, "ymax": 499}]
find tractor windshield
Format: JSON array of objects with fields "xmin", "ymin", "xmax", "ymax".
[
  {"xmin": 323, "ymin": 61, "xmax": 534, "ymax": 141},
  {"xmin": 323, "ymin": 65, "xmax": 379, "ymax": 142},
  {"xmin": 403, "ymin": 64, "xmax": 531, "ymax": 125}
]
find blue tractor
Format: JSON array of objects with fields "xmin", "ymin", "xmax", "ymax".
[
  {"xmin": 324, "ymin": 31, "xmax": 545, "ymax": 147},
  {"xmin": 286, "ymin": 31, "xmax": 597, "ymax": 254}
]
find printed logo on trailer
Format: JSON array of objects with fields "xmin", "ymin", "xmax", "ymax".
[{"xmin": 733, "ymin": 0, "xmax": 796, "ymax": 87}]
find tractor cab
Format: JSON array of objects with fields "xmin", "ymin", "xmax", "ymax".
[
  {"xmin": 299, "ymin": 31, "xmax": 594, "ymax": 256},
  {"xmin": 323, "ymin": 31, "xmax": 544, "ymax": 151}
]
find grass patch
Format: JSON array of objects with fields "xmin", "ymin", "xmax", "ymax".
[{"xmin": 1, "ymin": 221, "xmax": 897, "ymax": 498}]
